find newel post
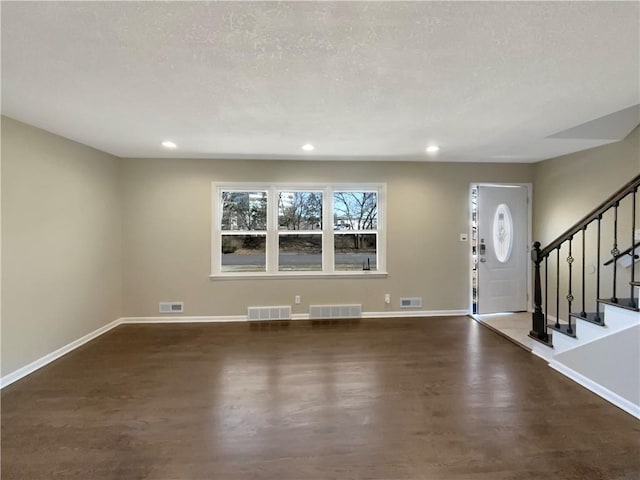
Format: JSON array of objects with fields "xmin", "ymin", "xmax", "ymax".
[{"xmin": 530, "ymin": 241, "xmax": 548, "ymax": 342}]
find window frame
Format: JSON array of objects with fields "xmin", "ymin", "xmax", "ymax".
[{"xmin": 211, "ymin": 182, "xmax": 387, "ymax": 279}]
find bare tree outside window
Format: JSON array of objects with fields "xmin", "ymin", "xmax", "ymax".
[
  {"xmin": 220, "ymin": 191, "xmax": 267, "ymax": 272},
  {"xmin": 333, "ymin": 192, "xmax": 377, "ymax": 230},
  {"xmin": 221, "ymin": 192, "xmax": 267, "ymax": 230},
  {"xmin": 333, "ymin": 192, "xmax": 378, "ymax": 253},
  {"xmin": 278, "ymin": 192, "xmax": 322, "ymax": 230},
  {"xmin": 214, "ymin": 185, "xmax": 384, "ymax": 275}
]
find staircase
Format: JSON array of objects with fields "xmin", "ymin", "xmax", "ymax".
[{"xmin": 529, "ymin": 174, "xmax": 640, "ymax": 418}]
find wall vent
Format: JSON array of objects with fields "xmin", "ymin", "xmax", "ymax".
[
  {"xmin": 309, "ymin": 304, "xmax": 362, "ymax": 320},
  {"xmin": 247, "ymin": 306, "xmax": 292, "ymax": 321},
  {"xmin": 400, "ymin": 297, "xmax": 422, "ymax": 308},
  {"xmin": 159, "ymin": 302, "xmax": 184, "ymax": 314}
]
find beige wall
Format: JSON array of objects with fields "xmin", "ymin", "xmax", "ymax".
[
  {"xmin": 533, "ymin": 126, "xmax": 640, "ymax": 245},
  {"xmin": 532, "ymin": 128, "xmax": 639, "ymax": 319},
  {"xmin": 4, "ymin": 114, "xmax": 636, "ymax": 378},
  {"xmin": 2, "ymin": 114, "xmax": 636, "ymax": 378},
  {"xmin": 0, "ymin": 116, "xmax": 535, "ymax": 378},
  {"xmin": 121, "ymin": 158, "xmax": 533, "ymax": 317},
  {"xmin": 1, "ymin": 117, "xmax": 122, "ymax": 376}
]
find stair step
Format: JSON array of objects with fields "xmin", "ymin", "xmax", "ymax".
[
  {"xmin": 598, "ymin": 298, "xmax": 639, "ymax": 312},
  {"xmin": 548, "ymin": 323, "xmax": 577, "ymax": 338},
  {"xmin": 569, "ymin": 311, "xmax": 605, "ymax": 326}
]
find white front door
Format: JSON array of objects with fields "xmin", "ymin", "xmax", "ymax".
[{"xmin": 477, "ymin": 185, "xmax": 528, "ymax": 314}]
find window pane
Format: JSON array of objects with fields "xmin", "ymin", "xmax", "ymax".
[
  {"xmin": 221, "ymin": 235, "xmax": 266, "ymax": 272},
  {"xmin": 493, "ymin": 203, "xmax": 513, "ymax": 263},
  {"xmin": 278, "ymin": 191, "xmax": 323, "ymax": 230},
  {"xmin": 333, "ymin": 192, "xmax": 377, "ymax": 230},
  {"xmin": 334, "ymin": 234, "xmax": 377, "ymax": 271},
  {"xmin": 221, "ymin": 191, "xmax": 267, "ymax": 230},
  {"xmin": 279, "ymin": 234, "xmax": 322, "ymax": 271}
]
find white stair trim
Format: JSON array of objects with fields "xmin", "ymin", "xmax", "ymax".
[
  {"xmin": 550, "ymin": 360, "xmax": 640, "ymax": 419},
  {"xmin": 534, "ymin": 303, "xmax": 640, "ymax": 418},
  {"xmin": 531, "ymin": 339, "xmax": 554, "ymax": 361},
  {"xmin": 547, "ymin": 305, "xmax": 639, "ymax": 355}
]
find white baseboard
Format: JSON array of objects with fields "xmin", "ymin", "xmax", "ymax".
[
  {"xmin": 119, "ymin": 315, "xmax": 246, "ymax": 324},
  {"xmin": 0, "ymin": 318, "xmax": 122, "ymax": 389},
  {"xmin": 122, "ymin": 310, "xmax": 469, "ymax": 323},
  {"xmin": 549, "ymin": 360, "xmax": 640, "ymax": 420},
  {"xmin": 1, "ymin": 309, "xmax": 469, "ymax": 389},
  {"xmin": 362, "ymin": 309, "xmax": 469, "ymax": 318},
  {"xmin": 531, "ymin": 341, "xmax": 554, "ymax": 362}
]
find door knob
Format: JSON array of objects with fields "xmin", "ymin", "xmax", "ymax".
[{"xmin": 480, "ymin": 257, "xmax": 487, "ymax": 263}]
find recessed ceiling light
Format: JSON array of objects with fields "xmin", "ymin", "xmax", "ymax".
[
  {"xmin": 302, "ymin": 143, "xmax": 315, "ymax": 151},
  {"xmin": 426, "ymin": 145, "xmax": 440, "ymax": 153},
  {"xmin": 161, "ymin": 140, "xmax": 177, "ymax": 149}
]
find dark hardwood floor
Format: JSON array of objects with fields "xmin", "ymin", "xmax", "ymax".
[{"xmin": 2, "ymin": 317, "xmax": 639, "ymax": 479}]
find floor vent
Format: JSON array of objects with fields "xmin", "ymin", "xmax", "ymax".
[
  {"xmin": 309, "ymin": 304, "xmax": 362, "ymax": 320},
  {"xmin": 400, "ymin": 297, "xmax": 422, "ymax": 308},
  {"xmin": 247, "ymin": 306, "xmax": 292, "ymax": 321},
  {"xmin": 159, "ymin": 302, "xmax": 184, "ymax": 313}
]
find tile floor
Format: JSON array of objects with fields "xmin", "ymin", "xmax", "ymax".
[{"xmin": 474, "ymin": 311, "xmax": 533, "ymax": 350}]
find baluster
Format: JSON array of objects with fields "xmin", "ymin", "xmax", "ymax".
[
  {"xmin": 581, "ymin": 226, "xmax": 587, "ymax": 317},
  {"xmin": 544, "ymin": 255, "xmax": 548, "ymax": 334},
  {"xmin": 631, "ymin": 189, "xmax": 637, "ymax": 308},
  {"xmin": 611, "ymin": 201, "xmax": 619, "ymax": 303},
  {"xmin": 530, "ymin": 242, "xmax": 547, "ymax": 341},
  {"xmin": 594, "ymin": 214, "xmax": 602, "ymax": 323},
  {"xmin": 567, "ymin": 237, "xmax": 574, "ymax": 335},
  {"xmin": 555, "ymin": 246, "xmax": 560, "ymax": 329}
]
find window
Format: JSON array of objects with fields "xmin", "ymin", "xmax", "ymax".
[
  {"xmin": 333, "ymin": 191, "xmax": 378, "ymax": 271},
  {"xmin": 493, "ymin": 203, "xmax": 513, "ymax": 263},
  {"xmin": 212, "ymin": 184, "xmax": 386, "ymax": 277},
  {"xmin": 278, "ymin": 191, "xmax": 323, "ymax": 271},
  {"xmin": 220, "ymin": 191, "xmax": 267, "ymax": 272}
]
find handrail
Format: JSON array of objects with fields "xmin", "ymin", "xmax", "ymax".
[
  {"xmin": 530, "ymin": 173, "xmax": 640, "ymax": 344},
  {"xmin": 603, "ymin": 241, "xmax": 640, "ymax": 266},
  {"xmin": 539, "ymin": 174, "xmax": 640, "ymax": 259}
]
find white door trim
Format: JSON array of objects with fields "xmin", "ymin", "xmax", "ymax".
[{"xmin": 470, "ymin": 182, "xmax": 533, "ymax": 314}]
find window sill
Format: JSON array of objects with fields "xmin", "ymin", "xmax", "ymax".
[{"xmin": 209, "ymin": 271, "xmax": 388, "ymax": 281}]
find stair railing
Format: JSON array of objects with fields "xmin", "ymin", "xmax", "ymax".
[{"xmin": 530, "ymin": 174, "xmax": 640, "ymax": 344}]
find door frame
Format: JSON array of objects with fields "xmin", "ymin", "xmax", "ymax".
[{"xmin": 469, "ymin": 182, "xmax": 533, "ymax": 315}]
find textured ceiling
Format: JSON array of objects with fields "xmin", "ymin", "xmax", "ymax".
[{"xmin": 1, "ymin": 1, "xmax": 639, "ymax": 162}]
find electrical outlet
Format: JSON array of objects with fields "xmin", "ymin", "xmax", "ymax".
[
  {"xmin": 294, "ymin": 295, "xmax": 301, "ymax": 305},
  {"xmin": 384, "ymin": 294, "xmax": 391, "ymax": 304}
]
